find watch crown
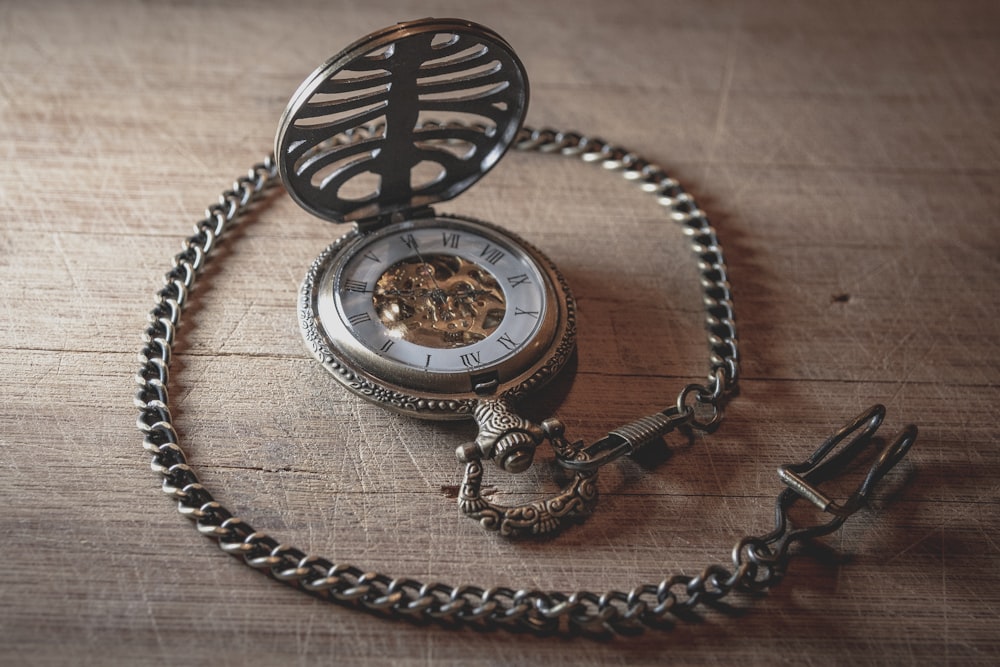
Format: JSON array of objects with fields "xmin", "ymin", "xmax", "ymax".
[{"xmin": 494, "ymin": 432, "xmax": 536, "ymax": 474}]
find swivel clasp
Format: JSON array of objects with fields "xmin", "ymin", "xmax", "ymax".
[{"xmin": 556, "ymin": 406, "xmax": 690, "ymax": 473}]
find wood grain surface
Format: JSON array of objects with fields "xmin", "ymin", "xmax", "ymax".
[{"xmin": 2, "ymin": 0, "xmax": 998, "ymax": 664}]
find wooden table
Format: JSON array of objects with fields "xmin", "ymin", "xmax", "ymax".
[{"xmin": 3, "ymin": 1, "xmax": 998, "ymax": 664}]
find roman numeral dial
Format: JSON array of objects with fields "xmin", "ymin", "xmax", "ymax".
[{"xmin": 306, "ymin": 216, "xmax": 572, "ymax": 402}]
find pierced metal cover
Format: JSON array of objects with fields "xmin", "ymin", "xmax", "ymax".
[{"xmin": 275, "ymin": 18, "xmax": 529, "ymax": 224}]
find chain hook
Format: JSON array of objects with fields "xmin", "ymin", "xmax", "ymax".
[{"xmin": 770, "ymin": 404, "xmax": 917, "ymax": 551}]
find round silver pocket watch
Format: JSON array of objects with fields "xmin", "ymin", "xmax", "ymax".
[{"xmin": 278, "ymin": 18, "xmax": 588, "ymax": 533}]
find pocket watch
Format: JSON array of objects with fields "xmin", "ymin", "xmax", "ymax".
[{"xmin": 277, "ymin": 18, "xmax": 588, "ymax": 532}]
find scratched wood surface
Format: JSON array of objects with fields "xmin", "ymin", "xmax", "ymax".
[{"xmin": 2, "ymin": 0, "xmax": 999, "ymax": 664}]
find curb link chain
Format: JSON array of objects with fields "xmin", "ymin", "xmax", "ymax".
[
  {"xmin": 135, "ymin": 124, "xmax": 912, "ymax": 635},
  {"xmin": 514, "ymin": 125, "xmax": 738, "ymax": 421},
  {"xmin": 508, "ymin": 125, "xmax": 737, "ymax": 474}
]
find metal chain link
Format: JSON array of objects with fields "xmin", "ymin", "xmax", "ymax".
[
  {"xmin": 511, "ymin": 126, "xmax": 738, "ymax": 411},
  {"xmin": 504, "ymin": 125, "xmax": 738, "ymax": 473},
  {"xmin": 135, "ymin": 124, "xmax": 913, "ymax": 635}
]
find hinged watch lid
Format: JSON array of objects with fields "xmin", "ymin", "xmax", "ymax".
[{"xmin": 275, "ymin": 18, "xmax": 529, "ymax": 225}]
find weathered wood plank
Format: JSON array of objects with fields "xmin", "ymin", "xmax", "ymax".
[{"xmin": 1, "ymin": 0, "xmax": 998, "ymax": 664}]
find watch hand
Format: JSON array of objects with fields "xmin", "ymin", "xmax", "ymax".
[{"xmin": 406, "ymin": 245, "xmax": 447, "ymax": 303}]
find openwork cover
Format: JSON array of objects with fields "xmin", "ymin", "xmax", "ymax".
[{"xmin": 275, "ymin": 18, "xmax": 529, "ymax": 224}]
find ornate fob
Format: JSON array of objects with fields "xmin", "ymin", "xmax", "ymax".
[{"xmin": 277, "ymin": 19, "xmax": 591, "ymax": 534}]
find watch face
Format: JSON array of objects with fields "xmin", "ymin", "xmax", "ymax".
[{"xmin": 301, "ymin": 215, "xmax": 575, "ymax": 418}]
